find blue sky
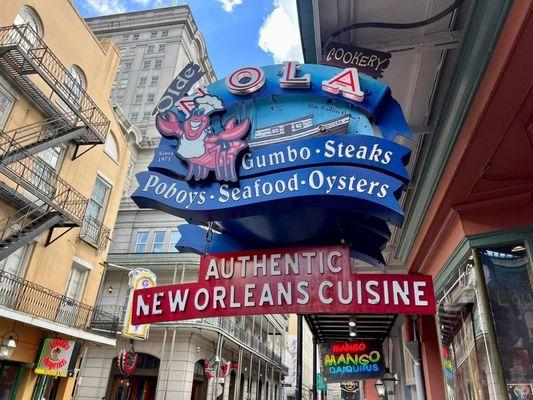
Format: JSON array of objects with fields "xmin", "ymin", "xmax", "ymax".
[{"xmin": 73, "ymin": 0, "xmax": 303, "ymax": 78}]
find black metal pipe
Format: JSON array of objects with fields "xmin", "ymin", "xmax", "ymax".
[
  {"xmin": 296, "ymin": 314, "xmax": 303, "ymax": 400},
  {"xmin": 312, "ymin": 337, "xmax": 317, "ymax": 400}
]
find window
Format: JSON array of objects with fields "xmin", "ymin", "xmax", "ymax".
[
  {"xmin": 0, "ymin": 84, "xmax": 15, "ymax": 129},
  {"xmin": 138, "ymin": 77, "xmax": 147, "ymax": 87},
  {"xmin": 152, "ymin": 231, "xmax": 166, "ymax": 252},
  {"xmin": 64, "ymin": 265, "xmax": 87, "ymax": 301},
  {"xmin": 150, "ymin": 76, "xmax": 159, "ymax": 86},
  {"xmin": 130, "ymin": 112, "xmax": 139, "ymax": 122},
  {"xmin": 0, "ymin": 246, "xmax": 27, "ymax": 277},
  {"xmin": 12, "ymin": 6, "xmax": 43, "ymax": 48},
  {"xmin": 132, "ymin": 33, "xmax": 140, "ymax": 41},
  {"xmin": 86, "ymin": 176, "xmax": 111, "ymax": 223},
  {"xmin": 158, "ymin": 43, "xmax": 166, "ymax": 53},
  {"xmin": 118, "ymin": 79, "xmax": 128, "ymax": 89},
  {"xmin": 104, "ymin": 133, "xmax": 119, "ymax": 162},
  {"xmin": 146, "ymin": 45, "xmax": 155, "ymax": 54},
  {"xmin": 115, "ymin": 95, "xmax": 123, "ymax": 105},
  {"xmin": 142, "ymin": 112, "xmax": 150, "ymax": 122},
  {"xmin": 135, "ymin": 232, "xmax": 148, "ymax": 253},
  {"xmin": 64, "ymin": 65, "xmax": 86, "ymax": 104},
  {"xmin": 169, "ymin": 231, "xmax": 180, "ymax": 252},
  {"xmin": 123, "ymin": 61, "xmax": 132, "ymax": 72},
  {"xmin": 150, "ymin": 31, "xmax": 158, "ymax": 39},
  {"xmin": 30, "ymin": 147, "xmax": 62, "ymax": 196},
  {"xmin": 146, "ymin": 93, "xmax": 155, "ymax": 103},
  {"xmin": 134, "ymin": 94, "xmax": 143, "ymax": 104},
  {"xmin": 128, "ymin": 48, "xmax": 136, "ymax": 56},
  {"xmin": 161, "ymin": 30, "xmax": 169, "ymax": 38},
  {"xmin": 121, "ymin": 34, "xmax": 129, "ymax": 41},
  {"xmin": 142, "ymin": 60, "xmax": 151, "ymax": 71},
  {"xmin": 479, "ymin": 245, "xmax": 533, "ymax": 391},
  {"xmin": 154, "ymin": 59, "xmax": 163, "ymax": 70},
  {"xmin": 111, "ymin": 80, "xmax": 116, "ymax": 90}
]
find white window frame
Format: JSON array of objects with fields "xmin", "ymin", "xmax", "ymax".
[
  {"xmin": 134, "ymin": 94, "xmax": 143, "ymax": 104},
  {"xmin": 146, "ymin": 93, "xmax": 155, "ymax": 103},
  {"xmin": 135, "ymin": 232, "xmax": 149, "ymax": 253},
  {"xmin": 0, "ymin": 80, "xmax": 17, "ymax": 129},
  {"xmin": 150, "ymin": 76, "xmax": 159, "ymax": 86},
  {"xmin": 169, "ymin": 231, "xmax": 180, "ymax": 252},
  {"xmin": 152, "ymin": 231, "xmax": 166, "ymax": 253},
  {"xmin": 158, "ymin": 43, "xmax": 166, "ymax": 53}
]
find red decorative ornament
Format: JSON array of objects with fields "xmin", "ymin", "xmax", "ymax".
[{"xmin": 117, "ymin": 349, "xmax": 139, "ymax": 375}]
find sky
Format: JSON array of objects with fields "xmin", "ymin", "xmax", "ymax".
[{"xmin": 73, "ymin": 0, "xmax": 304, "ymax": 78}]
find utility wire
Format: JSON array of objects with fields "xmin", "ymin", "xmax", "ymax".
[{"xmin": 323, "ymin": 0, "xmax": 466, "ymax": 55}]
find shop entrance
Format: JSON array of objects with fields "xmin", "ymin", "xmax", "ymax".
[
  {"xmin": 190, "ymin": 360, "xmax": 208, "ymax": 400},
  {"xmin": 106, "ymin": 353, "xmax": 159, "ymax": 400}
]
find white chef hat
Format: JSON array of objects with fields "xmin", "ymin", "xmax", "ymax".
[{"xmin": 194, "ymin": 95, "xmax": 225, "ymax": 116}]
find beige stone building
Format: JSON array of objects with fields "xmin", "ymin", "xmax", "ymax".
[{"xmin": 0, "ymin": 1, "xmax": 131, "ymax": 398}]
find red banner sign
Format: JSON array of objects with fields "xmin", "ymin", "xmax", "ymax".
[{"xmin": 132, "ymin": 246, "xmax": 436, "ymax": 324}]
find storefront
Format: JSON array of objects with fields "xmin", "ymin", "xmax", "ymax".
[
  {"xmin": 434, "ymin": 234, "xmax": 533, "ymax": 399},
  {"xmin": 397, "ymin": 1, "xmax": 533, "ymax": 398}
]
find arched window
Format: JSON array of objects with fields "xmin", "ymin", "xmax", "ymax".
[
  {"xmin": 13, "ymin": 6, "xmax": 43, "ymax": 36},
  {"xmin": 11, "ymin": 6, "xmax": 43, "ymax": 49},
  {"xmin": 104, "ymin": 132, "xmax": 119, "ymax": 162},
  {"xmin": 64, "ymin": 65, "xmax": 86, "ymax": 104}
]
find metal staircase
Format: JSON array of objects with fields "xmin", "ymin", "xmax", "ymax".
[
  {"xmin": 0, "ymin": 128, "xmax": 88, "ymax": 260},
  {"xmin": 0, "ymin": 116, "xmax": 88, "ymax": 164},
  {"xmin": 0, "ymin": 23, "xmax": 110, "ymax": 147},
  {"xmin": 0, "ymin": 203, "xmax": 62, "ymax": 259},
  {"xmin": 0, "ymin": 24, "xmax": 118, "ymax": 259}
]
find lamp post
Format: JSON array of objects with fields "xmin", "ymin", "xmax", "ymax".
[{"xmin": 375, "ymin": 368, "xmax": 397, "ymax": 399}]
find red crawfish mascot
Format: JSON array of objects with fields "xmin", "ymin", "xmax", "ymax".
[{"xmin": 155, "ymin": 94, "xmax": 250, "ymax": 182}]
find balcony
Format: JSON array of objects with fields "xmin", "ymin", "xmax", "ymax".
[
  {"xmin": 0, "ymin": 270, "xmax": 118, "ymax": 338},
  {"xmin": 0, "ymin": 130, "xmax": 87, "ymax": 226},
  {"xmin": 98, "ymin": 304, "xmax": 288, "ymax": 372},
  {"xmin": 0, "ymin": 24, "xmax": 109, "ymax": 143},
  {"xmin": 79, "ymin": 216, "xmax": 111, "ymax": 253}
]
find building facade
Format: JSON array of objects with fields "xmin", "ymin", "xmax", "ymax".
[
  {"xmin": 75, "ymin": 7, "xmax": 289, "ymax": 400},
  {"xmin": 297, "ymin": 0, "xmax": 533, "ymax": 399},
  {"xmin": 0, "ymin": 1, "xmax": 132, "ymax": 399}
]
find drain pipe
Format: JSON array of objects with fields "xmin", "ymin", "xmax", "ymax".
[{"xmin": 405, "ymin": 315, "xmax": 426, "ymax": 400}]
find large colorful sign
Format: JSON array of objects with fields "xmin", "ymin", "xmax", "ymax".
[
  {"xmin": 132, "ymin": 62, "xmax": 413, "ymax": 269},
  {"xmin": 35, "ymin": 339, "xmax": 80, "ymax": 377},
  {"xmin": 131, "ymin": 246, "xmax": 435, "ymax": 324},
  {"xmin": 319, "ymin": 340, "xmax": 384, "ymax": 383}
]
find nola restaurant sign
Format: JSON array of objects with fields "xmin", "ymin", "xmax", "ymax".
[
  {"xmin": 132, "ymin": 62, "xmax": 412, "ymax": 268},
  {"xmin": 131, "ymin": 246, "xmax": 436, "ymax": 325}
]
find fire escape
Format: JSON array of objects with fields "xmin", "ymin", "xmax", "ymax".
[{"xmin": 0, "ymin": 24, "xmax": 111, "ymax": 260}]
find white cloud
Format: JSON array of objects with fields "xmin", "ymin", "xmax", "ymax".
[
  {"xmin": 217, "ymin": 0, "xmax": 243, "ymax": 12},
  {"xmin": 258, "ymin": 0, "xmax": 303, "ymax": 64},
  {"xmin": 85, "ymin": 0, "xmax": 126, "ymax": 15}
]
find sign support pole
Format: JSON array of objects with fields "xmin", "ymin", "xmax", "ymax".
[
  {"xmin": 312, "ymin": 336, "xmax": 317, "ymax": 400},
  {"xmin": 296, "ymin": 314, "xmax": 303, "ymax": 400},
  {"xmin": 235, "ymin": 347, "xmax": 243, "ymax": 399}
]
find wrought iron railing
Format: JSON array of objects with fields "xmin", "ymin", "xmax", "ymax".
[
  {"xmin": 98, "ymin": 304, "xmax": 287, "ymax": 370},
  {"xmin": 0, "ymin": 130, "xmax": 88, "ymax": 225},
  {"xmin": 0, "ymin": 202, "xmax": 46, "ymax": 242},
  {"xmin": 0, "ymin": 270, "xmax": 118, "ymax": 336},
  {"xmin": 79, "ymin": 216, "xmax": 111, "ymax": 253},
  {"xmin": 0, "ymin": 115, "xmax": 85, "ymax": 159},
  {"xmin": 0, "ymin": 24, "xmax": 109, "ymax": 142}
]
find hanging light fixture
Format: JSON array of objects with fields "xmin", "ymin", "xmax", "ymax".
[
  {"xmin": 348, "ymin": 316, "xmax": 356, "ymax": 327},
  {"xmin": 375, "ymin": 379, "xmax": 386, "ymax": 398},
  {"xmin": 0, "ymin": 332, "xmax": 18, "ymax": 359},
  {"xmin": 379, "ymin": 367, "xmax": 398, "ymax": 397}
]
